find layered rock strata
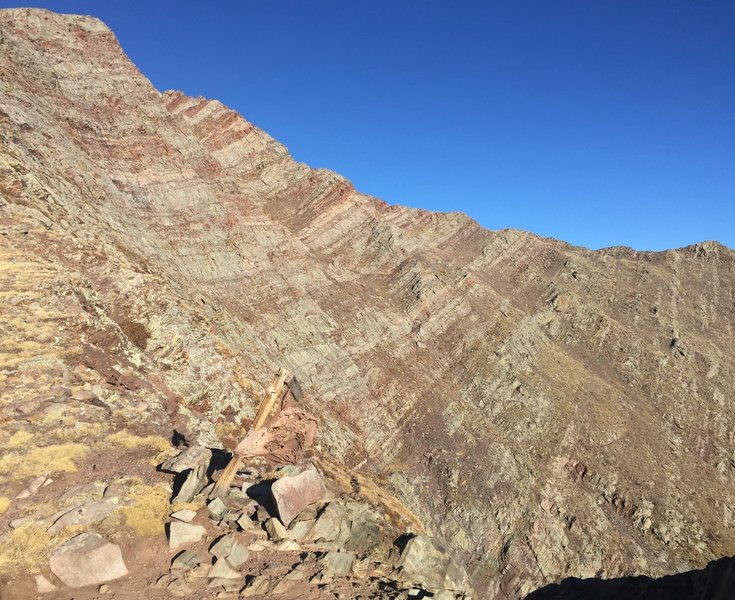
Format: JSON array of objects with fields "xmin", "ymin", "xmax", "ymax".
[{"xmin": 0, "ymin": 8, "xmax": 733, "ymax": 598}]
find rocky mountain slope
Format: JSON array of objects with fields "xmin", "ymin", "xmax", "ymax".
[{"xmin": 0, "ymin": 8, "xmax": 733, "ymax": 599}]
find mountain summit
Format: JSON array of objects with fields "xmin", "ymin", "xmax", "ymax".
[{"xmin": 0, "ymin": 9, "xmax": 733, "ymax": 599}]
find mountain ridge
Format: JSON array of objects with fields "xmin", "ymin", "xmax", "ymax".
[{"xmin": 1, "ymin": 8, "xmax": 734, "ymax": 599}]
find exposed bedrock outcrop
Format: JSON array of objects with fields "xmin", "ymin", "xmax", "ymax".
[{"xmin": 0, "ymin": 8, "xmax": 733, "ymax": 598}]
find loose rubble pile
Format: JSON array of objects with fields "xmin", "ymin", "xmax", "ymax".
[
  {"xmin": 20, "ymin": 444, "xmax": 472, "ymax": 599},
  {"xmin": 155, "ymin": 446, "xmax": 472, "ymax": 599}
]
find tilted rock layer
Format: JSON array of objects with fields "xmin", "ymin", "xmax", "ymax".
[{"xmin": 0, "ymin": 8, "xmax": 733, "ymax": 598}]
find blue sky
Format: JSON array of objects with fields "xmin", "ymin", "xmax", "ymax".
[{"xmin": 4, "ymin": 1, "xmax": 734, "ymax": 250}]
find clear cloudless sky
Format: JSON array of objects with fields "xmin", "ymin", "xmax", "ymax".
[{"xmin": 3, "ymin": 1, "xmax": 734, "ymax": 250}]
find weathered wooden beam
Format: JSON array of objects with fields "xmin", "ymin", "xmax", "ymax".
[{"xmin": 210, "ymin": 368, "xmax": 290, "ymax": 497}]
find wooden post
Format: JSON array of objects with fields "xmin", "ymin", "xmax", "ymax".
[{"xmin": 210, "ymin": 368, "xmax": 291, "ymax": 497}]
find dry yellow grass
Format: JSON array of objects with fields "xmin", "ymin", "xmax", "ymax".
[
  {"xmin": 0, "ymin": 523, "xmax": 50, "ymax": 573},
  {"xmin": 0, "ymin": 522, "xmax": 82, "ymax": 574},
  {"xmin": 5, "ymin": 429, "xmax": 33, "ymax": 448},
  {"xmin": 313, "ymin": 455, "xmax": 426, "ymax": 535},
  {"xmin": 0, "ymin": 247, "xmax": 72, "ymax": 370},
  {"xmin": 50, "ymin": 420, "xmax": 110, "ymax": 442},
  {"xmin": 0, "ymin": 443, "xmax": 88, "ymax": 482},
  {"xmin": 0, "ymin": 497, "xmax": 10, "ymax": 513},
  {"xmin": 0, "ymin": 522, "xmax": 92, "ymax": 574},
  {"xmin": 119, "ymin": 481, "xmax": 171, "ymax": 536},
  {"xmin": 106, "ymin": 430, "xmax": 171, "ymax": 452},
  {"xmin": 231, "ymin": 362, "xmax": 258, "ymax": 397}
]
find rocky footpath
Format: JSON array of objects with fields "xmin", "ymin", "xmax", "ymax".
[{"xmin": 0, "ymin": 8, "xmax": 734, "ymax": 598}]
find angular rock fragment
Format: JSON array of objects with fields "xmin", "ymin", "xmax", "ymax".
[
  {"xmin": 208, "ymin": 558, "xmax": 240, "ymax": 579},
  {"xmin": 161, "ymin": 446, "xmax": 212, "ymax": 474},
  {"xmin": 270, "ymin": 464, "xmax": 327, "ymax": 527},
  {"xmin": 265, "ymin": 517, "xmax": 289, "ymax": 542},
  {"xmin": 172, "ymin": 464, "xmax": 207, "ymax": 504},
  {"xmin": 33, "ymin": 574, "xmax": 57, "ymax": 593},
  {"xmin": 167, "ymin": 577, "xmax": 192, "ymax": 597},
  {"xmin": 236, "ymin": 513, "xmax": 253, "ymax": 530},
  {"xmin": 16, "ymin": 474, "xmax": 48, "ymax": 499},
  {"xmin": 207, "ymin": 577, "xmax": 241, "ymax": 592},
  {"xmin": 209, "ymin": 534, "xmax": 249, "ymax": 567},
  {"xmin": 307, "ymin": 500, "xmax": 352, "ymax": 544},
  {"xmin": 287, "ymin": 518, "xmax": 315, "ymax": 541},
  {"xmin": 275, "ymin": 539, "xmax": 300, "ymax": 551},
  {"xmin": 171, "ymin": 550, "xmax": 201, "ymax": 571},
  {"xmin": 271, "ymin": 578, "xmax": 299, "ymax": 594},
  {"xmin": 59, "ymin": 481, "xmax": 107, "ymax": 505},
  {"xmin": 344, "ymin": 507, "xmax": 382, "ymax": 555},
  {"xmin": 170, "ymin": 508, "xmax": 197, "ymax": 522},
  {"xmin": 319, "ymin": 550, "xmax": 356, "ymax": 575},
  {"xmin": 208, "ymin": 497, "xmax": 228, "ymax": 520},
  {"xmin": 241, "ymin": 576, "xmax": 271, "ymax": 596},
  {"xmin": 49, "ymin": 532, "xmax": 128, "ymax": 587},
  {"xmin": 168, "ymin": 521, "xmax": 207, "ymax": 550}
]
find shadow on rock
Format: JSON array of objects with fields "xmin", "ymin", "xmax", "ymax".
[{"xmin": 524, "ymin": 556, "xmax": 735, "ymax": 600}]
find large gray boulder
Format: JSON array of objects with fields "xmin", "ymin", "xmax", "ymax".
[{"xmin": 49, "ymin": 532, "xmax": 128, "ymax": 588}]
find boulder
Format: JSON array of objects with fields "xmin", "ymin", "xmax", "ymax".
[
  {"xmin": 47, "ymin": 499, "xmax": 118, "ymax": 533},
  {"xmin": 170, "ymin": 508, "xmax": 197, "ymax": 522},
  {"xmin": 171, "ymin": 550, "xmax": 201, "ymax": 571},
  {"xmin": 49, "ymin": 532, "xmax": 128, "ymax": 587},
  {"xmin": 168, "ymin": 521, "xmax": 207, "ymax": 550},
  {"xmin": 394, "ymin": 535, "xmax": 469, "ymax": 593},
  {"xmin": 319, "ymin": 550, "xmax": 356, "ymax": 575},
  {"xmin": 161, "ymin": 446, "xmax": 212, "ymax": 474},
  {"xmin": 270, "ymin": 465, "xmax": 327, "ymax": 527},
  {"xmin": 172, "ymin": 464, "xmax": 207, "ymax": 503}
]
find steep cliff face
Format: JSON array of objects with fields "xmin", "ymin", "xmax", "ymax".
[{"xmin": 0, "ymin": 9, "xmax": 733, "ymax": 598}]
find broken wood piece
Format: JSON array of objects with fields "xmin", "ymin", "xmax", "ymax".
[
  {"xmin": 211, "ymin": 368, "xmax": 291, "ymax": 497},
  {"xmin": 252, "ymin": 368, "xmax": 291, "ymax": 430},
  {"xmin": 234, "ymin": 406, "xmax": 317, "ymax": 465}
]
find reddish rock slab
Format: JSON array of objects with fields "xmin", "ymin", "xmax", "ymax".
[{"xmin": 271, "ymin": 465, "xmax": 327, "ymax": 527}]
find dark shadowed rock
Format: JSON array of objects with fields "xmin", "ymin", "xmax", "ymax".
[
  {"xmin": 171, "ymin": 465, "xmax": 207, "ymax": 504},
  {"xmin": 524, "ymin": 555, "xmax": 735, "ymax": 600}
]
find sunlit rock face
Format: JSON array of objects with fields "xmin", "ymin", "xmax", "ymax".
[{"xmin": 1, "ymin": 8, "xmax": 733, "ymax": 598}]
